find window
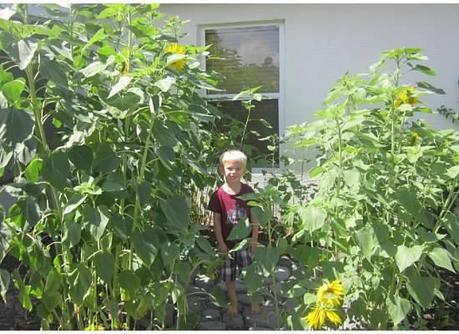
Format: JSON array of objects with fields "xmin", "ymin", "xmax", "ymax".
[{"xmin": 202, "ymin": 23, "xmax": 282, "ymax": 168}]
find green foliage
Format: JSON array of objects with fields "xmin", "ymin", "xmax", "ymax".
[
  {"xmin": 0, "ymin": 4, "xmax": 219, "ymax": 329},
  {"xmin": 284, "ymin": 47, "xmax": 459, "ymax": 329}
]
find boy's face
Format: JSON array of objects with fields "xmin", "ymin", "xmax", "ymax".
[{"xmin": 221, "ymin": 160, "xmax": 245, "ymax": 184}]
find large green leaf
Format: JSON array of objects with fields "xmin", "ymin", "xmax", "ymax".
[
  {"xmin": 107, "ymin": 75, "xmax": 132, "ymax": 98},
  {"xmin": 175, "ymin": 260, "xmax": 192, "ymax": 285},
  {"xmin": 153, "ymin": 121, "xmax": 178, "ymax": 147},
  {"xmin": 109, "ymin": 212, "xmax": 132, "ymax": 240},
  {"xmin": 42, "ymin": 291, "xmax": 61, "ymax": 312},
  {"xmin": 288, "ymin": 244, "xmax": 320, "ymax": 268},
  {"xmin": 243, "ymin": 264, "xmax": 264, "ymax": 293},
  {"xmin": 83, "ymin": 205, "xmax": 109, "ymax": 241},
  {"xmin": 0, "ymin": 108, "xmax": 34, "ymax": 148},
  {"xmin": 63, "ymin": 193, "xmax": 87, "ymax": 217},
  {"xmin": 196, "ymin": 237, "xmax": 215, "ymax": 256},
  {"xmin": 227, "ymin": 218, "xmax": 251, "ymax": 241},
  {"xmin": 40, "ymin": 57, "xmax": 68, "ymax": 89},
  {"xmin": 69, "ymin": 263, "xmax": 92, "ymax": 305},
  {"xmin": 160, "ymin": 240, "xmax": 180, "ymax": 268},
  {"xmin": 298, "ymin": 205, "xmax": 326, "ymax": 233},
  {"xmin": 156, "ymin": 145, "xmax": 175, "ymax": 170},
  {"xmin": 428, "ymin": 247, "xmax": 455, "ymax": 272},
  {"xmin": 154, "ymin": 77, "xmax": 175, "ymax": 92},
  {"xmin": 395, "ymin": 245, "xmax": 423, "ymax": 273},
  {"xmin": 92, "ymin": 143, "xmax": 120, "ymax": 173},
  {"xmin": 68, "ymin": 145, "xmax": 93, "ymax": 172},
  {"xmin": 119, "ymin": 270, "xmax": 140, "ymax": 295},
  {"xmin": 251, "ymin": 206, "xmax": 272, "ymax": 227},
  {"xmin": 406, "ymin": 273, "xmax": 436, "ymax": 308},
  {"xmin": 355, "ymin": 225, "xmax": 378, "ymax": 260},
  {"xmin": 44, "ymin": 269, "xmax": 62, "ymax": 294},
  {"xmin": 447, "ymin": 165, "xmax": 459, "ymax": 179},
  {"xmin": 17, "ymin": 197, "xmax": 40, "ymax": 231},
  {"xmin": 80, "ymin": 60, "xmax": 107, "ymax": 78},
  {"xmin": 43, "ymin": 269, "xmax": 62, "ymax": 311},
  {"xmin": 417, "ymin": 81, "xmax": 445, "ymax": 95},
  {"xmin": 444, "ymin": 212, "xmax": 459, "ymax": 245},
  {"xmin": 6, "ymin": 204, "xmax": 24, "ymax": 229},
  {"xmin": 0, "ymin": 269, "xmax": 10, "ymax": 303},
  {"xmin": 0, "ymin": 66, "xmax": 14, "ymax": 86},
  {"xmin": 395, "ymin": 187, "xmax": 429, "ymax": 225},
  {"xmin": 132, "ymin": 229, "xmax": 158, "ymax": 266},
  {"xmin": 0, "ymin": 149, "xmax": 12, "ymax": 169},
  {"xmin": 254, "ymin": 246, "xmax": 279, "ymax": 275},
  {"xmin": 18, "ymin": 280, "xmax": 32, "ymax": 311},
  {"xmin": 95, "ymin": 252, "xmax": 115, "ymax": 283},
  {"xmin": 24, "ymin": 158, "xmax": 42, "ymax": 182},
  {"xmin": 101, "ymin": 172, "xmax": 125, "ymax": 192},
  {"xmin": 62, "ymin": 220, "xmax": 81, "ymax": 248},
  {"xmin": 160, "ymin": 196, "xmax": 189, "ymax": 230},
  {"xmin": 343, "ymin": 168, "xmax": 360, "ymax": 190},
  {"xmin": 2, "ymin": 78, "xmax": 25, "ymax": 103},
  {"xmin": 386, "ymin": 295, "xmax": 411, "ymax": 327},
  {"xmin": 18, "ymin": 39, "xmax": 38, "ymax": 70},
  {"xmin": 136, "ymin": 181, "xmax": 151, "ymax": 206},
  {"xmin": 42, "ymin": 150, "xmax": 70, "ymax": 190}
]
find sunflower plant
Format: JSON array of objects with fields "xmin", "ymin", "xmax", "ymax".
[
  {"xmin": 286, "ymin": 48, "xmax": 459, "ymax": 329},
  {"xmin": 0, "ymin": 4, "xmax": 220, "ymax": 330}
]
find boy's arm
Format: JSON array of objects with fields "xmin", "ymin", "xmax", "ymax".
[{"xmin": 213, "ymin": 212, "xmax": 228, "ymax": 255}]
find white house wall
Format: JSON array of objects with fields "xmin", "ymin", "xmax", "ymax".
[{"xmin": 160, "ymin": 4, "xmax": 459, "ymax": 132}]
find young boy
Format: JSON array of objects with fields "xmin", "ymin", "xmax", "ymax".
[{"xmin": 207, "ymin": 150, "xmax": 260, "ymax": 316}]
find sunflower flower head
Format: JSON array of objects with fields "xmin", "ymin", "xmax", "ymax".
[
  {"xmin": 165, "ymin": 43, "xmax": 186, "ymax": 70},
  {"xmin": 317, "ymin": 279, "xmax": 344, "ymax": 308},
  {"xmin": 303, "ymin": 279, "xmax": 345, "ymax": 330},
  {"xmin": 305, "ymin": 307, "xmax": 326, "ymax": 329},
  {"xmin": 304, "ymin": 306, "xmax": 343, "ymax": 329},
  {"xmin": 394, "ymin": 86, "xmax": 419, "ymax": 108}
]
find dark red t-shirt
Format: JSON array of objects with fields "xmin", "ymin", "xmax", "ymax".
[{"xmin": 207, "ymin": 183, "xmax": 254, "ymax": 248}]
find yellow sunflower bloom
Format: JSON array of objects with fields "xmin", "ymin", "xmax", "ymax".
[
  {"xmin": 317, "ymin": 280, "xmax": 344, "ymax": 307},
  {"xmin": 305, "ymin": 307, "xmax": 343, "ymax": 329},
  {"xmin": 305, "ymin": 307, "xmax": 326, "ymax": 329},
  {"xmin": 394, "ymin": 86, "xmax": 419, "ymax": 107},
  {"xmin": 165, "ymin": 43, "xmax": 186, "ymax": 71},
  {"xmin": 325, "ymin": 309, "xmax": 342, "ymax": 326}
]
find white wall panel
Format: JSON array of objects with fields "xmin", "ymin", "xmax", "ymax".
[{"xmin": 161, "ymin": 4, "xmax": 459, "ymax": 131}]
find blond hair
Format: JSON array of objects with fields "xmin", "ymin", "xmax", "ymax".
[{"xmin": 219, "ymin": 150, "xmax": 247, "ymax": 169}]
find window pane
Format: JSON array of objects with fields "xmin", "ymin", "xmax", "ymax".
[
  {"xmin": 205, "ymin": 25, "xmax": 279, "ymax": 94},
  {"xmin": 211, "ymin": 99, "xmax": 279, "ymax": 167}
]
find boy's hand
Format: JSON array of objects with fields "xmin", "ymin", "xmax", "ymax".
[
  {"xmin": 217, "ymin": 243, "xmax": 228, "ymax": 256},
  {"xmin": 249, "ymin": 239, "xmax": 258, "ymax": 255}
]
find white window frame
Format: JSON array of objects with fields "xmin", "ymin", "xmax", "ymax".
[{"xmin": 199, "ymin": 20, "xmax": 285, "ymax": 173}]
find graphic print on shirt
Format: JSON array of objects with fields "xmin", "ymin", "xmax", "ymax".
[{"xmin": 226, "ymin": 203, "xmax": 246, "ymax": 225}]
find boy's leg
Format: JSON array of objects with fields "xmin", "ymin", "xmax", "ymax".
[
  {"xmin": 220, "ymin": 254, "xmax": 239, "ymax": 316},
  {"xmin": 226, "ymin": 280, "xmax": 238, "ymax": 316},
  {"xmin": 237, "ymin": 249, "xmax": 261, "ymax": 314}
]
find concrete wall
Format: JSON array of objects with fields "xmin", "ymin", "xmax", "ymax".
[{"xmin": 160, "ymin": 4, "xmax": 459, "ymax": 133}]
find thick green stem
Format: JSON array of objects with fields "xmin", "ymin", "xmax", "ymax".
[
  {"xmin": 127, "ymin": 6, "xmax": 133, "ymax": 69},
  {"xmin": 335, "ymin": 117, "xmax": 343, "ymax": 197},
  {"xmin": 111, "ymin": 244, "xmax": 121, "ymax": 329},
  {"xmin": 434, "ymin": 183, "xmax": 459, "ymax": 233},
  {"xmin": 26, "ymin": 62, "xmax": 74, "ymax": 328},
  {"xmin": 240, "ymin": 105, "xmax": 252, "ymax": 149},
  {"xmin": 267, "ymin": 217, "xmax": 281, "ymax": 329},
  {"xmin": 133, "ymin": 116, "xmax": 155, "ymax": 229}
]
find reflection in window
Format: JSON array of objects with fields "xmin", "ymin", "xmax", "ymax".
[{"xmin": 205, "ymin": 25, "xmax": 279, "ymax": 94}]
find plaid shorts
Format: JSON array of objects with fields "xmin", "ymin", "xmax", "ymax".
[{"xmin": 220, "ymin": 249, "xmax": 252, "ymax": 282}]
